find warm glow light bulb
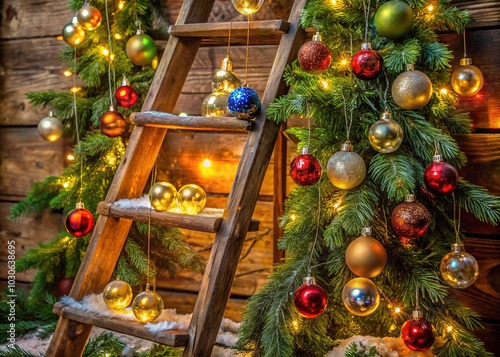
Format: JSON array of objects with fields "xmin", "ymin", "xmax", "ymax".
[
  {"xmin": 446, "ymin": 325, "xmax": 453, "ymax": 332},
  {"xmin": 118, "ymin": 1, "xmax": 125, "ymax": 9},
  {"xmin": 321, "ymin": 80, "xmax": 329, "ymax": 89},
  {"xmin": 178, "ymin": 112, "xmax": 188, "ymax": 117},
  {"xmin": 427, "ymin": 5, "xmax": 434, "ymax": 11},
  {"xmin": 203, "ymin": 158, "xmax": 211, "ymax": 168},
  {"xmin": 102, "ymin": 48, "xmax": 109, "ymax": 56},
  {"xmin": 67, "ymin": 154, "xmax": 75, "ymax": 161},
  {"xmin": 115, "ymin": 33, "xmax": 122, "ymax": 40},
  {"xmin": 440, "ymin": 88, "xmax": 448, "ymax": 94},
  {"xmin": 395, "ymin": 307, "xmax": 401, "ymax": 313},
  {"xmin": 63, "ymin": 70, "xmax": 73, "ymax": 77},
  {"xmin": 290, "ymin": 214, "xmax": 297, "ymax": 221},
  {"xmin": 63, "ymin": 182, "xmax": 69, "ymax": 188}
]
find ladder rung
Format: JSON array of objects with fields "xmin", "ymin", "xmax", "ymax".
[
  {"xmin": 131, "ymin": 111, "xmax": 255, "ymax": 131},
  {"xmin": 53, "ymin": 302, "xmax": 188, "ymax": 347},
  {"xmin": 97, "ymin": 201, "xmax": 260, "ymax": 233}
]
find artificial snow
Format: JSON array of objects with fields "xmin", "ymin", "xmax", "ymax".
[{"xmin": 114, "ymin": 195, "xmax": 152, "ymax": 209}]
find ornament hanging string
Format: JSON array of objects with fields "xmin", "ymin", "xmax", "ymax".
[
  {"xmin": 306, "ymin": 99, "xmax": 311, "ymax": 149},
  {"xmin": 383, "ymin": 73, "xmax": 390, "ymax": 111},
  {"xmin": 415, "ymin": 285, "xmax": 420, "ymax": 310},
  {"xmin": 362, "ymin": 0, "xmax": 372, "ymax": 43},
  {"xmin": 452, "ymin": 193, "xmax": 462, "ymax": 245},
  {"xmin": 72, "ymin": 49, "xmax": 84, "ymax": 199},
  {"xmin": 146, "ymin": 161, "xmax": 158, "ymax": 291},
  {"xmin": 307, "ymin": 180, "xmax": 323, "ymax": 276},
  {"xmin": 244, "ymin": 15, "xmax": 251, "ymax": 86},
  {"xmin": 433, "ymin": 139, "xmax": 441, "ymax": 156},
  {"xmin": 227, "ymin": 22, "xmax": 233, "ymax": 57},
  {"xmin": 462, "ymin": 27, "xmax": 467, "ymax": 58},
  {"xmin": 341, "ymin": 91, "xmax": 354, "ymax": 141},
  {"xmin": 104, "ymin": 0, "xmax": 116, "ymax": 104}
]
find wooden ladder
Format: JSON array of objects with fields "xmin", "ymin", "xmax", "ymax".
[{"xmin": 46, "ymin": 0, "xmax": 306, "ymax": 356}]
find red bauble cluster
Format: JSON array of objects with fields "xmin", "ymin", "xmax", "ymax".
[
  {"xmin": 100, "ymin": 106, "xmax": 127, "ymax": 137},
  {"xmin": 290, "ymin": 152, "xmax": 322, "ymax": 186},
  {"xmin": 401, "ymin": 316, "xmax": 435, "ymax": 351},
  {"xmin": 423, "ymin": 155, "xmax": 458, "ymax": 195},
  {"xmin": 65, "ymin": 203, "xmax": 95, "ymax": 237},
  {"xmin": 298, "ymin": 33, "xmax": 331, "ymax": 73},
  {"xmin": 391, "ymin": 195, "xmax": 430, "ymax": 239},
  {"xmin": 351, "ymin": 43, "xmax": 383, "ymax": 80},
  {"xmin": 115, "ymin": 85, "xmax": 139, "ymax": 108},
  {"xmin": 293, "ymin": 277, "xmax": 328, "ymax": 318}
]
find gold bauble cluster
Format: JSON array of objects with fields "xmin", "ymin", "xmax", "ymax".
[{"xmin": 149, "ymin": 183, "xmax": 207, "ymax": 215}]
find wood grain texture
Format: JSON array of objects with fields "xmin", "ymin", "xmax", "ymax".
[{"xmin": 451, "ymin": 0, "xmax": 500, "ymax": 28}]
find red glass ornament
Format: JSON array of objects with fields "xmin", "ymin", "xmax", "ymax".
[
  {"xmin": 65, "ymin": 202, "xmax": 95, "ymax": 237},
  {"xmin": 298, "ymin": 32, "xmax": 331, "ymax": 73},
  {"xmin": 294, "ymin": 277, "xmax": 328, "ymax": 318},
  {"xmin": 55, "ymin": 277, "xmax": 74, "ymax": 297},
  {"xmin": 290, "ymin": 149, "xmax": 322, "ymax": 186},
  {"xmin": 351, "ymin": 43, "xmax": 383, "ymax": 80},
  {"xmin": 100, "ymin": 106, "xmax": 127, "ymax": 137},
  {"xmin": 115, "ymin": 77, "xmax": 139, "ymax": 108},
  {"xmin": 401, "ymin": 311, "xmax": 435, "ymax": 351},
  {"xmin": 423, "ymin": 154, "xmax": 458, "ymax": 195},
  {"xmin": 391, "ymin": 194, "xmax": 430, "ymax": 239}
]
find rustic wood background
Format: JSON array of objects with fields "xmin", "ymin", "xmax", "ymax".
[{"xmin": 0, "ymin": 0, "xmax": 498, "ymax": 354}]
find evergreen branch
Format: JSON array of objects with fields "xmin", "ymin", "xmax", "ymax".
[{"xmin": 456, "ymin": 180, "xmax": 500, "ymax": 224}]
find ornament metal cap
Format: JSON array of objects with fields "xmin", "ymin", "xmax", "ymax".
[
  {"xmin": 361, "ymin": 227, "xmax": 372, "ymax": 236},
  {"xmin": 451, "ymin": 242, "xmax": 465, "ymax": 252},
  {"xmin": 48, "ymin": 110, "xmax": 54, "ymax": 117},
  {"xmin": 71, "ymin": 16, "xmax": 79, "ymax": 25},
  {"xmin": 120, "ymin": 76, "xmax": 130, "ymax": 86},
  {"xmin": 220, "ymin": 56, "xmax": 234, "ymax": 72},
  {"xmin": 380, "ymin": 111, "xmax": 392, "ymax": 121},
  {"xmin": 361, "ymin": 42, "xmax": 372, "ymax": 50},
  {"xmin": 108, "ymin": 105, "xmax": 116, "ymax": 112},
  {"xmin": 75, "ymin": 202, "xmax": 85, "ymax": 210},
  {"xmin": 412, "ymin": 309, "xmax": 424, "ymax": 319},
  {"xmin": 303, "ymin": 276, "xmax": 316, "ymax": 285},
  {"xmin": 460, "ymin": 57, "xmax": 472, "ymax": 66},
  {"xmin": 432, "ymin": 154, "xmax": 443, "ymax": 162},
  {"xmin": 405, "ymin": 194, "xmax": 416, "ymax": 202},
  {"xmin": 136, "ymin": 28, "xmax": 143, "ymax": 35},
  {"xmin": 340, "ymin": 141, "xmax": 354, "ymax": 152},
  {"xmin": 406, "ymin": 64, "xmax": 415, "ymax": 71},
  {"xmin": 301, "ymin": 147, "xmax": 310, "ymax": 155},
  {"xmin": 312, "ymin": 32, "xmax": 322, "ymax": 42}
]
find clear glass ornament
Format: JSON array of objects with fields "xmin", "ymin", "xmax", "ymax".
[
  {"xmin": 440, "ymin": 243, "xmax": 479, "ymax": 288},
  {"xmin": 231, "ymin": 0, "xmax": 265, "ymax": 15}
]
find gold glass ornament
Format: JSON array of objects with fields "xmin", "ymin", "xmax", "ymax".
[
  {"xmin": 149, "ymin": 182, "xmax": 177, "ymax": 211},
  {"xmin": 62, "ymin": 16, "xmax": 86, "ymax": 47},
  {"xmin": 231, "ymin": 0, "xmax": 265, "ymax": 15},
  {"xmin": 345, "ymin": 227, "xmax": 387, "ymax": 278},
  {"xmin": 212, "ymin": 56, "xmax": 241, "ymax": 94},
  {"xmin": 451, "ymin": 57, "xmax": 484, "ymax": 97},
  {"xmin": 38, "ymin": 111, "xmax": 63, "ymax": 142},
  {"xmin": 392, "ymin": 64, "xmax": 432, "ymax": 110},
  {"xmin": 342, "ymin": 277, "xmax": 380, "ymax": 316},
  {"xmin": 126, "ymin": 30, "xmax": 158, "ymax": 66},
  {"xmin": 103, "ymin": 279, "xmax": 133, "ymax": 310},
  {"xmin": 77, "ymin": 4, "xmax": 102, "ymax": 31},
  {"xmin": 132, "ymin": 288, "xmax": 164, "ymax": 323},
  {"xmin": 440, "ymin": 243, "xmax": 479, "ymax": 289},
  {"xmin": 368, "ymin": 111, "xmax": 403, "ymax": 153},
  {"xmin": 177, "ymin": 184, "xmax": 207, "ymax": 215},
  {"xmin": 201, "ymin": 92, "xmax": 230, "ymax": 117},
  {"xmin": 326, "ymin": 141, "xmax": 366, "ymax": 190}
]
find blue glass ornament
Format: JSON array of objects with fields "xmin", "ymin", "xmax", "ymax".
[{"xmin": 228, "ymin": 86, "xmax": 261, "ymax": 120}]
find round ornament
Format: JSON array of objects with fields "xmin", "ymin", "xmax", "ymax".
[
  {"xmin": 55, "ymin": 277, "xmax": 74, "ymax": 297},
  {"xmin": 293, "ymin": 276, "xmax": 328, "ymax": 318},
  {"xmin": 100, "ymin": 106, "xmax": 127, "ymax": 137},
  {"xmin": 451, "ymin": 57, "xmax": 484, "ymax": 97},
  {"xmin": 327, "ymin": 141, "xmax": 366, "ymax": 190},
  {"xmin": 401, "ymin": 310, "xmax": 435, "ymax": 351},
  {"xmin": 132, "ymin": 289, "xmax": 164, "ymax": 323},
  {"xmin": 440, "ymin": 243, "xmax": 479, "ymax": 289},
  {"xmin": 231, "ymin": 0, "xmax": 265, "ymax": 15},
  {"xmin": 391, "ymin": 194, "xmax": 430, "ymax": 239},
  {"xmin": 201, "ymin": 92, "xmax": 229, "ymax": 117},
  {"xmin": 103, "ymin": 280, "xmax": 133, "ymax": 310},
  {"xmin": 374, "ymin": 1, "xmax": 414, "ymax": 40},
  {"xmin": 228, "ymin": 86, "xmax": 261, "ymax": 120},
  {"xmin": 77, "ymin": 5, "xmax": 102, "ymax": 31},
  {"xmin": 298, "ymin": 33, "xmax": 332, "ymax": 73},
  {"xmin": 212, "ymin": 56, "xmax": 241, "ymax": 94},
  {"xmin": 392, "ymin": 64, "xmax": 433, "ymax": 110},
  {"xmin": 65, "ymin": 202, "xmax": 95, "ymax": 237},
  {"xmin": 351, "ymin": 43, "xmax": 384, "ymax": 80},
  {"xmin": 290, "ymin": 148, "xmax": 322, "ymax": 186},
  {"xmin": 38, "ymin": 111, "xmax": 63, "ymax": 142},
  {"xmin": 345, "ymin": 227, "xmax": 387, "ymax": 278},
  {"xmin": 115, "ymin": 77, "xmax": 139, "ymax": 108},
  {"xmin": 177, "ymin": 184, "xmax": 206, "ymax": 215},
  {"xmin": 368, "ymin": 111, "xmax": 403, "ymax": 153},
  {"xmin": 62, "ymin": 16, "xmax": 86, "ymax": 47},
  {"xmin": 423, "ymin": 154, "xmax": 458, "ymax": 195},
  {"xmin": 342, "ymin": 277, "xmax": 380, "ymax": 316},
  {"xmin": 126, "ymin": 30, "xmax": 158, "ymax": 66},
  {"xmin": 149, "ymin": 182, "xmax": 177, "ymax": 212}
]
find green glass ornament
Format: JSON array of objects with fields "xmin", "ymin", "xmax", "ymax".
[
  {"xmin": 126, "ymin": 30, "xmax": 158, "ymax": 66},
  {"xmin": 374, "ymin": 0, "xmax": 414, "ymax": 40}
]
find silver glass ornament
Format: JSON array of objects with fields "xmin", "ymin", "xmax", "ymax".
[{"xmin": 440, "ymin": 243, "xmax": 479, "ymax": 288}]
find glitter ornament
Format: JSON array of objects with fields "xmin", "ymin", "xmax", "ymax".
[
  {"xmin": 401, "ymin": 309, "xmax": 435, "ymax": 351},
  {"xmin": 231, "ymin": 0, "xmax": 265, "ymax": 15},
  {"xmin": 368, "ymin": 111, "xmax": 403, "ymax": 153},
  {"xmin": 391, "ymin": 194, "xmax": 430, "ymax": 239},
  {"xmin": 293, "ymin": 277, "xmax": 328, "ymax": 318},
  {"xmin": 342, "ymin": 277, "xmax": 380, "ymax": 316},
  {"xmin": 103, "ymin": 279, "xmax": 133, "ymax": 310},
  {"xmin": 392, "ymin": 64, "xmax": 433, "ymax": 110},
  {"xmin": 351, "ymin": 43, "xmax": 384, "ymax": 80},
  {"xmin": 228, "ymin": 86, "xmax": 261, "ymax": 120},
  {"xmin": 62, "ymin": 16, "xmax": 86, "ymax": 47},
  {"xmin": 440, "ymin": 243, "xmax": 479, "ymax": 289},
  {"xmin": 100, "ymin": 106, "xmax": 127, "ymax": 137},
  {"xmin": 126, "ymin": 30, "xmax": 158, "ymax": 66},
  {"xmin": 65, "ymin": 202, "xmax": 95, "ymax": 237},
  {"xmin": 374, "ymin": 0, "xmax": 414, "ymax": 40},
  {"xmin": 423, "ymin": 154, "xmax": 458, "ymax": 195},
  {"xmin": 38, "ymin": 111, "xmax": 63, "ymax": 142},
  {"xmin": 177, "ymin": 184, "xmax": 207, "ymax": 215},
  {"xmin": 451, "ymin": 57, "xmax": 484, "ymax": 97},
  {"xmin": 327, "ymin": 141, "xmax": 366, "ymax": 190},
  {"xmin": 290, "ymin": 148, "xmax": 322, "ymax": 186},
  {"xmin": 77, "ymin": 4, "xmax": 102, "ymax": 31},
  {"xmin": 345, "ymin": 227, "xmax": 387, "ymax": 278},
  {"xmin": 298, "ymin": 32, "xmax": 332, "ymax": 73},
  {"xmin": 132, "ymin": 288, "xmax": 164, "ymax": 323},
  {"xmin": 149, "ymin": 182, "xmax": 177, "ymax": 212},
  {"xmin": 115, "ymin": 77, "xmax": 139, "ymax": 108}
]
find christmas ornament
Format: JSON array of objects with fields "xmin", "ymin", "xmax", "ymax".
[
  {"xmin": 201, "ymin": 92, "xmax": 230, "ymax": 117},
  {"xmin": 401, "ymin": 309, "xmax": 435, "ymax": 351},
  {"xmin": 392, "ymin": 64, "xmax": 433, "ymax": 110},
  {"xmin": 177, "ymin": 184, "xmax": 207, "ymax": 214},
  {"xmin": 132, "ymin": 288, "xmax": 164, "ymax": 323},
  {"xmin": 298, "ymin": 32, "xmax": 332, "ymax": 73},
  {"xmin": 374, "ymin": 0, "xmax": 414, "ymax": 40},
  {"xmin": 149, "ymin": 182, "xmax": 177, "ymax": 212},
  {"xmin": 290, "ymin": 148, "xmax": 322, "ymax": 186},
  {"xmin": 228, "ymin": 86, "xmax": 261, "ymax": 120},
  {"xmin": 342, "ymin": 277, "xmax": 380, "ymax": 316},
  {"xmin": 231, "ymin": 0, "xmax": 265, "ymax": 15},
  {"xmin": 77, "ymin": 4, "xmax": 102, "ymax": 31},
  {"xmin": 368, "ymin": 111, "xmax": 403, "ymax": 153},
  {"xmin": 423, "ymin": 154, "xmax": 458, "ymax": 195},
  {"xmin": 115, "ymin": 77, "xmax": 139, "ymax": 108},
  {"xmin": 38, "ymin": 111, "xmax": 63, "ymax": 142},
  {"xmin": 451, "ymin": 57, "xmax": 484, "ymax": 97},
  {"xmin": 103, "ymin": 279, "xmax": 133, "ymax": 310},
  {"xmin": 345, "ymin": 227, "xmax": 387, "ymax": 278},
  {"xmin": 440, "ymin": 243, "xmax": 479, "ymax": 289},
  {"xmin": 55, "ymin": 277, "xmax": 74, "ymax": 297},
  {"xmin": 293, "ymin": 277, "xmax": 328, "ymax": 318},
  {"xmin": 126, "ymin": 30, "xmax": 158, "ymax": 66},
  {"xmin": 100, "ymin": 106, "xmax": 127, "ymax": 137},
  {"xmin": 65, "ymin": 202, "xmax": 95, "ymax": 237},
  {"xmin": 326, "ymin": 141, "xmax": 366, "ymax": 190},
  {"xmin": 212, "ymin": 56, "xmax": 241, "ymax": 95},
  {"xmin": 62, "ymin": 16, "xmax": 86, "ymax": 47},
  {"xmin": 391, "ymin": 194, "xmax": 430, "ymax": 239},
  {"xmin": 351, "ymin": 43, "xmax": 384, "ymax": 80}
]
